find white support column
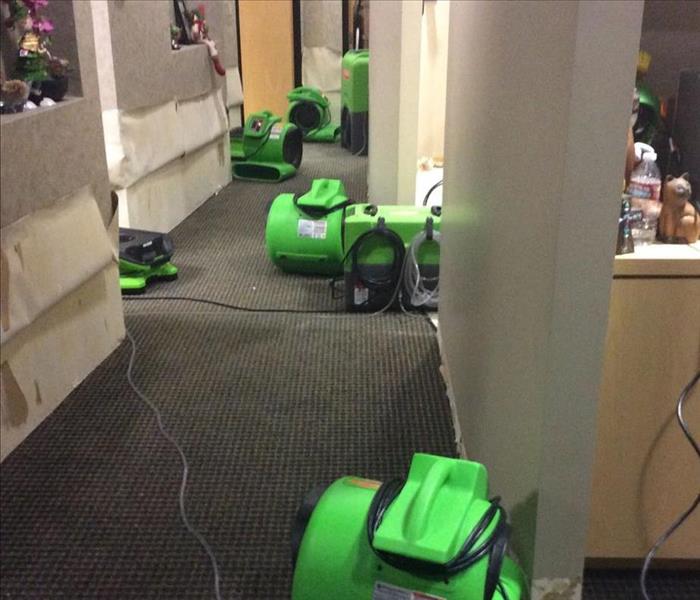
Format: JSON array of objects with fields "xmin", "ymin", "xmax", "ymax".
[
  {"xmin": 367, "ymin": 0, "xmax": 422, "ymax": 204},
  {"xmin": 438, "ymin": 1, "xmax": 643, "ymax": 597}
]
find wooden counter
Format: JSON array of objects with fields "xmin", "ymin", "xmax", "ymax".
[{"xmin": 587, "ymin": 243, "xmax": 700, "ymax": 561}]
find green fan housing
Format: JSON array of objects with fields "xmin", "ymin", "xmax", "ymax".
[
  {"xmin": 341, "ymin": 50, "xmax": 369, "ymax": 155},
  {"xmin": 287, "ymin": 86, "xmax": 340, "ymax": 143},
  {"xmin": 230, "ymin": 110, "xmax": 303, "ymax": 182},
  {"xmin": 266, "ymin": 178, "xmax": 350, "ymax": 275},
  {"xmin": 292, "ymin": 453, "xmax": 524, "ymax": 600}
]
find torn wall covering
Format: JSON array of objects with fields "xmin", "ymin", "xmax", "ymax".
[
  {"xmin": 0, "ymin": 1, "xmax": 125, "ymax": 460},
  {"xmin": 94, "ymin": 0, "xmax": 241, "ymax": 232},
  {"xmin": 0, "ymin": 188, "xmax": 124, "ymax": 461}
]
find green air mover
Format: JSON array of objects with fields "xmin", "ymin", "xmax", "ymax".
[
  {"xmin": 341, "ymin": 50, "xmax": 369, "ymax": 155},
  {"xmin": 266, "ymin": 178, "xmax": 352, "ymax": 275},
  {"xmin": 343, "ymin": 203, "xmax": 441, "ymax": 312},
  {"xmin": 119, "ymin": 228, "xmax": 178, "ymax": 294},
  {"xmin": 287, "ymin": 87, "xmax": 340, "ymax": 143},
  {"xmin": 230, "ymin": 110, "xmax": 303, "ymax": 182},
  {"xmin": 292, "ymin": 453, "xmax": 524, "ymax": 600}
]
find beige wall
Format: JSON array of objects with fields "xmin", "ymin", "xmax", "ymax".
[
  {"xmin": 93, "ymin": 1, "xmax": 237, "ymax": 232},
  {"xmin": 103, "ymin": 0, "xmax": 237, "ymax": 112},
  {"xmin": 1, "ymin": 1, "xmax": 111, "ymax": 226},
  {"xmin": 416, "ymin": 0, "xmax": 449, "ymax": 161},
  {"xmin": 439, "ymin": 0, "xmax": 642, "ymax": 592},
  {"xmin": 238, "ymin": 0, "xmax": 294, "ymax": 118},
  {"xmin": 367, "ymin": 0, "xmax": 421, "ymax": 205},
  {"xmin": 1, "ymin": 1, "xmax": 124, "ymax": 460}
]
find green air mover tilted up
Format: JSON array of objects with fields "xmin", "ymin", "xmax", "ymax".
[
  {"xmin": 266, "ymin": 178, "xmax": 352, "ymax": 275},
  {"xmin": 292, "ymin": 453, "xmax": 524, "ymax": 600},
  {"xmin": 287, "ymin": 86, "xmax": 340, "ymax": 143},
  {"xmin": 230, "ymin": 110, "xmax": 303, "ymax": 182}
]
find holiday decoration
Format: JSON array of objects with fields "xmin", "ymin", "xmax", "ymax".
[
  {"xmin": 170, "ymin": 24, "xmax": 182, "ymax": 50},
  {"xmin": 2, "ymin": 0, "xmax": 69, "ymax": 103},
  {"xmin": 187, "ymin": 5, "xmax": 225, "ymax": 77}
]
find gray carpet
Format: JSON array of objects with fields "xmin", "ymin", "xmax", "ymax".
[
  {"xmin": 583, "ymin": 568, "xmax": 700, "ymax": 600},
  {"xmin": 0, "ymin": 143, "xmax": 458, "ymax": 599},
  {"xmin": 0, "ymin": 311, "xmax": 454, "ymax": 599},
  {"xmin": 1, "ymin": 142, "xmax": 697, "ymax": 600},
  {"xmin": 126, "ymin": 143, "xmax": 368, "ymax": 314}
]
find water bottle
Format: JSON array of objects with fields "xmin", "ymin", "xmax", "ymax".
[{"xmin": 627, "ymin": 148, "xmax": 661, "ymax": 245}]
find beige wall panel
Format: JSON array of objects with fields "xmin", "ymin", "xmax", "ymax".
[
  {"xmin": 440, "ymin": 0, "xmax": 643, "ymax": 588},
  {"xmin": 201, "ymin": 0, "xmax": 238, "ymax": 69},
  {"xmin": 368, "ymin": 0, "xmax": 422, "ymax": 205},
  {"xmin": 1, "ymin": 2, "xmax": 111, "ymax": 227},
  {"xmin": 1, "ymin": 187, "xmax": 115, "ymax": 344},
  {"xmin": 117, "ymin": 134, "xmax": 230, "ymax": 233},
  {"xmin": 587, "ymin": 277, "xmax": 700, "ymax": 559},
  {"xmin": 105, "ymin": 0, "xmax": 173, "ymax": 110},
  {"xmin": 238, "ymin": 0, "xmax": 294, "ymax": 118},
  {"xmin": 103, "ymin": 87, "xmax": 228, "ymax": 190},
  {"xmin": 417, "ymin": 0, "xmax": 449, "ymax": 161},
  {"xmin": 1, "ymin": 263, "xmax": 124, "ymax": 461},
  {"xmin": 105, "ymin": 0, "xmax": 236, "ymax": 112},
  {"xmin": 0, "ymin": 1, "xmax": 123, "ymax": 460}
]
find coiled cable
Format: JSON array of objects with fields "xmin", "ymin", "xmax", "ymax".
[
  {"xmin": 366, "ymin": 478, "xmax": 510, "ymax": 599},
  {"xmin": 347, "ymin": 219, "xmax": 405, "ymax": 311},
  {"xmin": 403, "ymin": 229, "xmax": 440, "ymax": 309}
]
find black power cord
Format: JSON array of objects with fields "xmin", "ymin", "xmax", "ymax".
[
  {"xmin": 123, "ymin": 295, "xmax": 343, "ymax": 314},
  {"xmin": 346, "ymin": 218, "xmax": 406, "ymax": 312},
  {"xmin": 366, "ymin": 479, "xmax": 510, "ymax": 600},
  {"xmin": 422, "ymin": 180, "xmax": 443, "ymax": 206},
  {"xmin": 640, "ymin": 370, "xmax": 700, "ymax": 600}
]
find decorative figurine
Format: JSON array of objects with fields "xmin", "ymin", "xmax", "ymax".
[
  {"xmin": 41, "ymin": 56, "xmax": 69, "ymax": 101},
  {"xmin": 187, "ymin": 5, "xmax": 225, "ymax": 76},
  {"xmin": 2, "ymin": 0, "xmax": 56, "ymax": 102},
  {"xmin": 170, "ymin": 25, "xmax": 182, "ymax": 50},
  {"xmin": 0, "ymin": 78, "xmax": 29, "ymax": 113},
  {"xmin": 659, "ymin": 174, "xmax": 699, "ymax": 244}
]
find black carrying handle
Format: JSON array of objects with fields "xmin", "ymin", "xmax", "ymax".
[{"xmin": 293, "ymin": 194, "xmax": 353, "ymax": 219}]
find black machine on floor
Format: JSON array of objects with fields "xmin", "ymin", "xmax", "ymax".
[{"xmin": 119, "ymin": 228, "xmax": 178, "ymax": 294}]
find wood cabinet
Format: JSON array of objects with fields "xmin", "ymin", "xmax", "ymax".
[{"xmin": 587, "ymin": 243, "xmax": 700, "ymax": 560}]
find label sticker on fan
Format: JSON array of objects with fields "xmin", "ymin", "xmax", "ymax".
[
  {"xmin": 354, "ymin": 285, "xmax": 369, "ymax": 306},
  {"xmin": 373, "ymin": 582, "xmax": 445, "ymax": 600},
  {"xmin": 297, "ymin": 219, "xmax": 327, "ymax": 239},
  {"xmin": 269, "ymin": 123, "xmax": 283, "ymax": 140}
]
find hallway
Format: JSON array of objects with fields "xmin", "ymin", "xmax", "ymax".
[{"xmin": 0, "ymin": 145, "xmax": 457, "ymax": 598}]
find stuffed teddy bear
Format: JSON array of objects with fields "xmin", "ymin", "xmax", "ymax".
[{"xmin": 659, "ymin": 173, "xmax": 699, "ymax": 244}]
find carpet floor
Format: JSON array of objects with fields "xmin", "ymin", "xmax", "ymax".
[
  {"xmin": 1, "ymin": 144, "xmax": 457, "ymax": 599},
  {"xmin": 1, "ymin": 144, "xmax": 697, "ymax": 599}
]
